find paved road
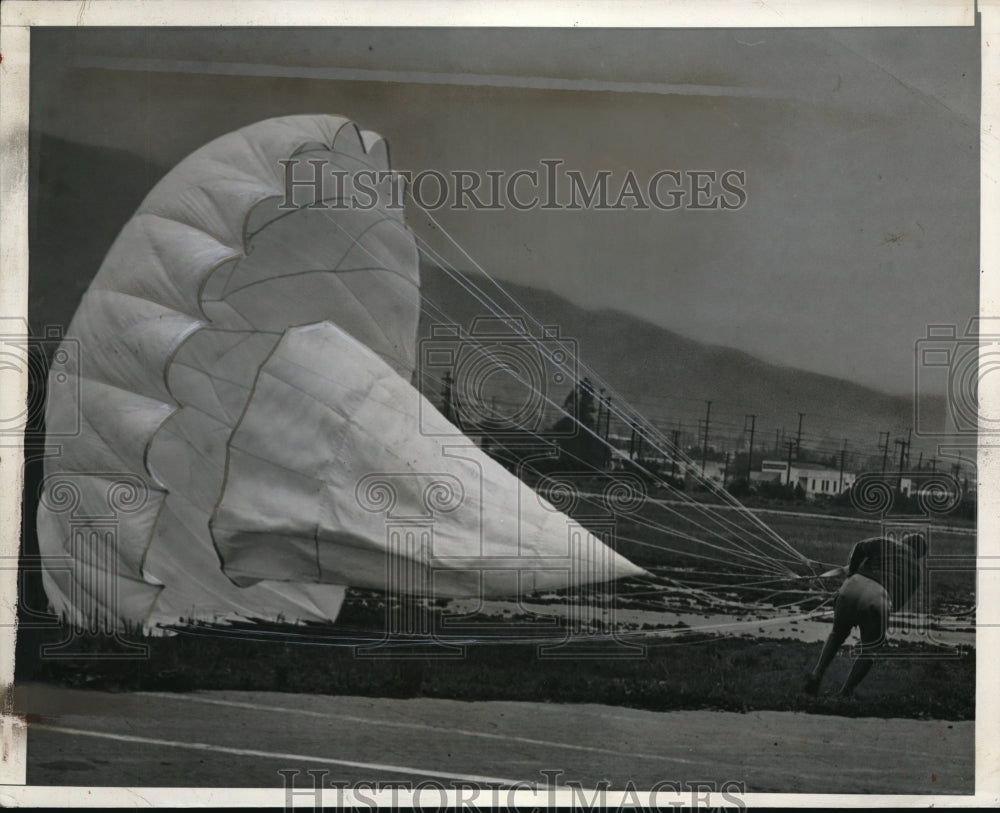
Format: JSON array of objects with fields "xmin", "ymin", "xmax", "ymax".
[{"xmin": 17, "ymin": 684, "xmax": 972, "ymax": 795}]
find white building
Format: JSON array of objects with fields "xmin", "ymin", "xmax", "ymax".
[{"xmin": 752, "ymin": 460, "xmax": 856, "ymax": 498}]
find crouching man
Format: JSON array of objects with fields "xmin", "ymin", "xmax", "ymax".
[{"xmin": 804, "ymin": 532, "xmax": 927, "ymax": 697}]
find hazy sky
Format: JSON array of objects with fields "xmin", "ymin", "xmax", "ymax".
[{"xmin": 31, "ymin": 25, "xmax": 979, "ymax": 395}]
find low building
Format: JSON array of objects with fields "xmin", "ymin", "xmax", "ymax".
[
  {"xmin": 752, "ymin": 460, "xmax": 856, "ymax": 498},
  {"xmin": 754, "ymin": 460, "xmax": 789, "ymax": 483}
]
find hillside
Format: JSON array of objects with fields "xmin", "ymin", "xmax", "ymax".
[
  {"xmin": 30, "ymin": 134, "xmax": 167, "ymax": 333},
  {"xmin": 418, "ymin": 264, "xmax": 949, "ymax": 461},
  {"xmin": 28, "ymin": 136, "xmax": 950, "ymax": 463}
]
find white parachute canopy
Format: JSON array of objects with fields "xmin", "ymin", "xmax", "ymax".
[{"xmin": 38, "ymin": 114, "xmax": 644, "ymax": 633}]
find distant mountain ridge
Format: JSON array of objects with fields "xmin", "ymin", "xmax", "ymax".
[
  {"xmin": 31, "ymin": 135, "xmax": 167, "ymax": 333},
  {"xmin": 418, "ymin": 263, "xmax": 952, "ymax": 462},
  {"xmin": 29, "ymin": 135, "xmax": 952, "ymax": 464}
]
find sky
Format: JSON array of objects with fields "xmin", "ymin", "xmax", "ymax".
[{"xmin": 30, "ymin": 24, "xmax": 980, "ymax": 395}]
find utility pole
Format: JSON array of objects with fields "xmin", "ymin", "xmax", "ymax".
[
  {"xmin": 784, "ymin": 440, "xmax": 796, "ymax": 486},
  {"xmin": 904, "ymin": 427, "xmax": 913, "ymax": 469},
  {"xmin": 597, "ymin": 390, "xmax": 612, "ymax": 467},
  {"xmin": 796, "ymin": 413, "xmax": 805, "ymax": 460},
  {"xmin": 930, "ymin": 457, "xmax": 937, "ymax": 473},
  {"xmin": 701, "ymin": 400, "xmax": 712, "ymax": 476},
  {"xmin": 744, "ymin": 414, "xmax": 756, "ymax": 482},
  {"xmin": 878, "ymin": 431, "xmax": 891, "ymax": 474},
  {"xmin": 916, "ymin": 450, "xmax": 923, "ymax": 471},
  {"xmin": 894, "ymin": 436, "xmax": 909, "ymax": 493},
  {"xmin": 839, "ymin": 439, "xmax": 848, "ymax": 492},
  {"xmin": 722, "ymin": 451, "xmax": 730, "ymax": 488},
  {"xmin": 774, "ymin": 428, "xmax": 780, "ymax": 455}
]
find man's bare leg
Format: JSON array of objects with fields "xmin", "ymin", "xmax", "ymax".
[
  {"xmin": 839, "ymin": 654, "xmax": 875, "ymax": 697},
  {"xmin": 805, "ymin": 613, "xmax": 852, "ymax": 695},
  {"xmin": 839, "ymin": 605, "xmax": 888, "ymax": 696}
]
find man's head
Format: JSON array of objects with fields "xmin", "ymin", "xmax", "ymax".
[{"xmin": 901, "ymin": 532, "xmax": 928, "ymax": 559}]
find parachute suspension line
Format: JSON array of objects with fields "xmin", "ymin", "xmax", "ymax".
[
  {"xmin": 405, "ymin": 289, "xmax": 807, "ymax": 587},
  {"xmin": 407, "ymin": 234, "xmax": 805, "ymax": 577},
  {"xmin": 636, "ymin": 568, "xmax": 828, "ymax": 590},
  {"xmin": 613, "ymin": 532, "xmax": 791, "ymax": 576},
  {"xmin": 400, "ymin": 197, "xmax": 809, "ymax": 569},
  {"xmin": 619, "ymin": 514, "xmax": 792, "ymax": 574},
  {"xmin": 398, "ymin": 210, "xmax": 810, "ymax": 574},
  {"xmin": 308, "ymin": 207, "xmax": 789, "ymax": 580},
  {"xmin": 405, "ymin": 202, "xmax": 809, "ymax": 566},
  {"xmin": 558, "ymin": 487, "xmax": 799, "ymax": 572},
  {"xmin": 412, "ymin": 288, "xmax": 802, "ymax": 586},
  {"xmin": 312, "ymin": 207, "xmax": 605, "ymax": 451},
  {"xmin": 632, "ymin": 569, "xmax": 835, "ymax": 615},
  {"xmin": 311, "ymin": 203, "xmax": 815, "ymax": 602}
]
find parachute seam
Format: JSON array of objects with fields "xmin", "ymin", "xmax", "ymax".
[
  {"xmin": 133, "ymin": 210, "xmax": 242, "ymax": 258},
  {"xmin": 133, "ymin": 117, "xmax": 375, "ymax": 257},
  {"xmin": 237, "ymin": 122, "xmax": 389, "ymax": 250},
  {"xmin": 49, "ymin": 115, "xmax": 401, "ymax": 631},
  {"xmin": 154, "ymin": 244, "xmax": 284, "ymax": 492},
  {"xmin": 66, "ymin": 372, "xmax": 172, "ymax": 410},
  {"xmin": 240, "ymin": 193, "xmax": 285, "ymax": 256},
  {"xmin": 149, "ymin": 401, "xmax": 234, "ymax": 470},
  {"xmin": 221, "ymin": 265, "xmax": 417, "ymax": 298},
  {"xmin": 216, "ymin": 439, "xmax": 332, "ymax": 479},
  {"xmin": 243, "ymin": 158, "xmax": 395, "ymax": 243},
  {"xmin": 277, "ymin": 331, "xmax": 382, "ymax": 579},
  {"xmin": 136, "ymin": 498, "xmax": 171, "ymax": 625},
  {"xmin": 146, "ymin": 311, "xmax": 261, "ymax": 590},
  {"xmin": 243, "ymin": 197, "xmax": 400, "ymax": 246},
  {"xmin": 221, "ymin": 529, "xmax": 391, "ymax": 556},
  {"xmin": 207, "ymin": 330, "xmax": 290, "ymax": 575},
  {"xmin": 296, "ymin": 212, "xmax": 420, "ymax": 366},
  {"xmin": 319, "ymin": 205, "xmax": 406, "ymax": 273},
  {"xmin": 97, "ymin": 220, "xmax": 233, "ymax": 319},
  {"xmin": 331, "ymin": 278, "xmax": 407, "ymax": 369},
  {"xmin": 332, "ymin": 120, "xmax": 387, "ymax": 174},
  {"xmin": 273, "ymin": 347, "xmax": 419, "ymax": 425},
  {"xmin": 83, "ymin": 285, "xmax": 201, "ymax": 319},
  {"xmin": 167, "ymin": 362, "xmax": 251, "ymax": 425},
  {"xmin": 71, "ymin": 385, "xmax": 171, "ymax": 475},
  {"xmin": 144, "ymin": 495, "xmax": 264, "ymax": 612},
  {"xmin": 165, "ymin": 327, "xmax": 277, "ymax": 425},
  {"xmin": 194, "ymin": 254, "xmax": 247, "ymax": 324},
  {"xmin": 244, "ymin": 196, "xmax": 347, "ymax": 243}
]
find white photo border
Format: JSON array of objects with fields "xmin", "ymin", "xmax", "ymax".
[{"xmin": 0, "ymin": 0, "xmax": 994, "ymax": 807}]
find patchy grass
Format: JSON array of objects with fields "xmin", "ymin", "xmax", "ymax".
[
  {"xmin": 25, "ymin": 617, "xmax": 974, "ymax": 721},
  {"xmin": 19, "ymin": 503, "xmax": 975, "ymax": 722}
]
